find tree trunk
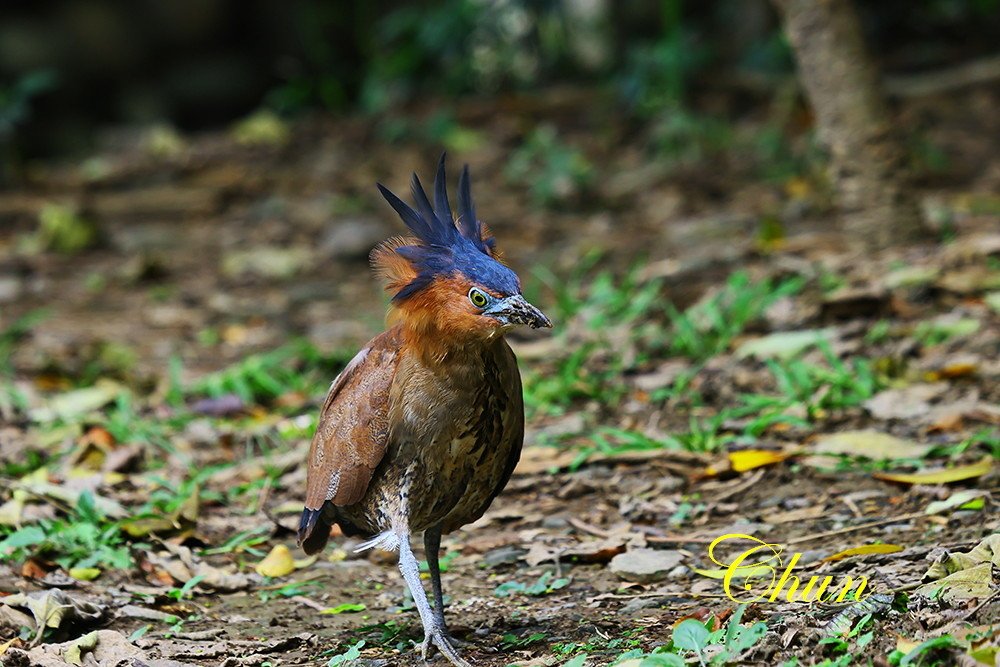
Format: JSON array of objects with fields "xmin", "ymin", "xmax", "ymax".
[{"xmin": 772, "ymin": 0, "xmax": 929, "ymax": 247}]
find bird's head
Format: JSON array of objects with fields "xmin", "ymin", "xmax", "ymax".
[{"xmin": 371, "ymin": 155, "xmax": 551, "ymax": 342}]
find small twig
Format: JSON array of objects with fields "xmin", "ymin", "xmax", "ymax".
[
  {"xmin": 889, "ymin": 582, "xmax": 925, "ymax": 595},
  {"xmin": 15, "ymin": 487, "xmax": 75, "ymax": 517},
  {"xmin": 257, "ymin": 575, "xmax": 324, "ymax": 590},
  {"xmin": 171, "ymin": 627, "xmax": 225, "ymax": 640},
  {"xmin": 261, "ymin": 503, "xmax": 296, "ymax": 538},
  {"xmin": 841, "ymin": 495, "xmax": 863, "ymax": 519},
  {"xmin": 566, "ymin": 517, "xmax": 610, "ymax": 538},
  {"xmin": 714, "ymin": 469, "xmax": 766, "ymax": 503},
  {"xmin": 885, "ymin": 53, "xmax": 1000, "ymax": 97},
  {"xmin": 646, "ymin": 534, "xmax": 715, "ymax": 545},
  {"xmin": 954, "ymin": 588, "xmax": 1000, "ymax": 626},
  {"xmin": 252, "ymin": 474, "xmax": 273, "ymax": 515},
  {"xmin": 714, "ymin": 54, "xmax": 1000, "ymax": 99},
  {"xmin": 785, "ymin": 511, "xmax": 926, "ymax": 546},
  {"xmin": 589, "ymin": 591, "xmax": 674, "ymax": 601},
  {"xmin": 290, "ymin": 595, "xmax": 328, "ymax": 612}
]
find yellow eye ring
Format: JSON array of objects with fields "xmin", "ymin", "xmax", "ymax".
[{"xmin": 469, "ymin": 288, "xmax": 488, "ymax": 308}]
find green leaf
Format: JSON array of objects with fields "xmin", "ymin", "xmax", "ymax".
[
  {"xmin": 77, "ymin": 491, "xmax": 102, "ymax": 524},
  {"xmin": 924, "ymin": 490, "xmax": 987, "ymax": 515},
  {"xmin": 321, "ymin": 603, "xmax": 366, "ymax": 614},
  {"xmin": 725, "ymin": 604, "xmax": 747, "ymax": 646},
  {"xmin": 640, "ymin": 655, "xmax": 685, "ymax": 667},
  {"xmin": 327, "ymin": 640, "xmax": 365, "ymax": 666},
  {"xmin": 672, "ymin": 619, "xmax": 710, "ymax": 652},
  {"xmin": 170, "ymin": 574, "xmax": 205, "ymax": 601},
  {"xmin": 900, "ymin": 635, "xmax": 960, "ymax": 666},
  {"xmin": 0, "ymin": 525, "xmax": 46, "ymax": 550},
  {"xmin": 493, "ymin": 581, "xmax": 526, "ymax": 597}
]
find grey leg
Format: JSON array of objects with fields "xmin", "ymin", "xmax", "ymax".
[
  {"xmin": 423, "ymin": 527, "xmax": 446, "ymax": 626},
  {"xmin": 423, "ymin": 527, "xmax": 469, "ymax": 646},
  {"xmin": 397, "ymin": 528, "xmax": 471, "ymax": 667}
]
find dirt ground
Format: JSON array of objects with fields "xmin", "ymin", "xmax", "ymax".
[{"xmin": 1, "ymin": 88, "xmax": 999, "ymax": 666}]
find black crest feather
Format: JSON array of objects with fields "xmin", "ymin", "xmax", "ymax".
[{"xmin": 375, "ymin": 154, "xmax": 519, "ymax": 301}]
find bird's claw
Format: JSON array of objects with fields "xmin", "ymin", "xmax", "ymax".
[{"xmin": 417, "ymin": 626, "xmax": 471, "ymax": 667}]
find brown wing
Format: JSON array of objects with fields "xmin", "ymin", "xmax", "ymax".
[{"xmin": 303, "ymin": 327, "xmax": 403, "ymax": 512}]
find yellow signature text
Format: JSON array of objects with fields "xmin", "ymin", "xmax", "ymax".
[{"xmin": 708, "ymin": 534, "xmax": 871, "ymax": 604}]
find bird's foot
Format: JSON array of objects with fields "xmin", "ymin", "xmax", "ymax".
[
  {"xmin": 430, "ymin": 617, "xmax": 470, "ymax": 648},
  {"xmin": 443, "ymin": 633, "xmax": 471, "ymax": 649},
  {"xmin": 417, "ymin": 625, "xmax": 472, "ymax": 667}
]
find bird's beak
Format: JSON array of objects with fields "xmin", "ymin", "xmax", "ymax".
[{"xmin": 484, "ymin": 294, "xmax": 552, "ymax": 329}]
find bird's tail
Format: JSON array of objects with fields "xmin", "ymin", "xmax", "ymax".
[{"xmin": 297, "ymin": 507, "xmax": 332, "ymax": 555}]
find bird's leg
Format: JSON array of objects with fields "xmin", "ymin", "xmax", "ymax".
[
  {"xmin": 423, "ymin": 526, "xmax": 469, "ymax": 647},
  {"xmin": 397, "ymin": 528, "xmax": 471, "ymax": 667}
]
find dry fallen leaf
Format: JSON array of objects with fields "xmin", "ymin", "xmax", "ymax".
[
  {"xmin": 68, "ymin": 567, "xmax": 101, "ymax": 581},
  {"xmin": 0, "ymin": 589, "xmax": 106, "ymax": 636},
  {"xmin": 937, "ymin": 265, "xmax": 1000, "ymax": 294},
  {"xmin": 0, "ymin": 490, "xmax": 27, "ymax": 526},
  {"xmin": 255, "ymin": 544, "xmax": 296, "ymax": 578},
  {"xmin": 66, "ymin": 426, "xmax": 118, "ymax": 472},
  {"xmin": 293, "ymin": 555, "xmax": 318, "ymax": 570},
  {"xmin": 923, "ymin": 534, "xmax": 1000, "ymax": 583},
  {"xmin": 64, "ymin": 631, "xmax": 99, "ymax": 666},
  {"xmin": 761, "ymin": 505, "xmax": 826, "ymax": 525},
  {"xmin": 916, "ymin": 562, "xmax": 994, "ymax": 601},
  {"xmin": 673, "ymin": 606, "xmax": 733, "ymax": 631},
  {"xmin": 923, "ymin": 356, "xmax": 981, "ymax": 381},
  {"xmin": 873, "ymin": 457, "xmax": 994, "ymax": 485},
  {"xmin": 28, "ymin": 380, "xmax": 125, "ymax": 423},
  {"xmin": 18, "ymin": 629, "xmax": 147, "ymax": 666},
  {"xmin": 863, "ymin": 383, "xmax": 947, "ymax": 420},
  {"xmin": 822, "ymin": 544, "xmax": 903, "ymax": 562},
  {"xmin": 13, "ymin": 478, "xmax": 127, "ymax": 519},
  {"xmin": 692, "ymin": 565, "xmax": 774, "ymax": 580},
  {"xmin": 814, "ymin": 430, "xmax": 931, "ymax": 461},
  {"xmin": 735, "ymin": 328, "xmax": 837, "ymax": 360},
  {"xmin": 514, "ymin": 446, "xmax": 582, "ymax": 474},
  {"xmin": 151, "ymin": 543, "xmax": 251, "ymax": 591},
  {"xmin": 728, "ymin": 449, "xmax": 793, "ymax": 473},
  {"xmin": 926, "ymin": 400, "xmax": 1000, "ymax": 432},
  {"xmin": 20, "ymin": 558, "xmax": 50, "ymax": 580},
  {"xmin": 893, "ymin": 635, "xmax": 922, "ymax": 657},
  {"xmin": 524, "ymin": 541, "xmax": 565, "ymax": 567}
]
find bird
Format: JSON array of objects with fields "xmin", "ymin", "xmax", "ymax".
[{"xmin": 297, "ymin": 154, "xmax": 551, "ymax": 667}]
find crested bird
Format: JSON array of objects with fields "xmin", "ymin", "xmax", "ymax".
[{"xmin": 297, "ymin": 155, "xmax": 551, "ymax": 666}]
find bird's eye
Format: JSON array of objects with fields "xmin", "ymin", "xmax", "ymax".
[{"xmin": 468, "ymin": 288, "xmax": 489, "ymax": 308}]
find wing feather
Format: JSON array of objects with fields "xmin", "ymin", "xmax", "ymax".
[{"xmin": 303, "ymin": 328, "xmax": 403, "ymax": 512}]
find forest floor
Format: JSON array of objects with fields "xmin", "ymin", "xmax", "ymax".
[{"xmin": 1, "ymin": 87, "xmax": 999, "ymax": 667}]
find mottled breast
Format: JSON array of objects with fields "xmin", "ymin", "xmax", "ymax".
[{"xmin": 374, "ymin": 338, "xmax": 525, "ymax": 534}]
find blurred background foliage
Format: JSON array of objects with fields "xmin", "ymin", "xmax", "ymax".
[{"xmin": 1, "ymin": 0, "xmax": 998, "ymax": 162}]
